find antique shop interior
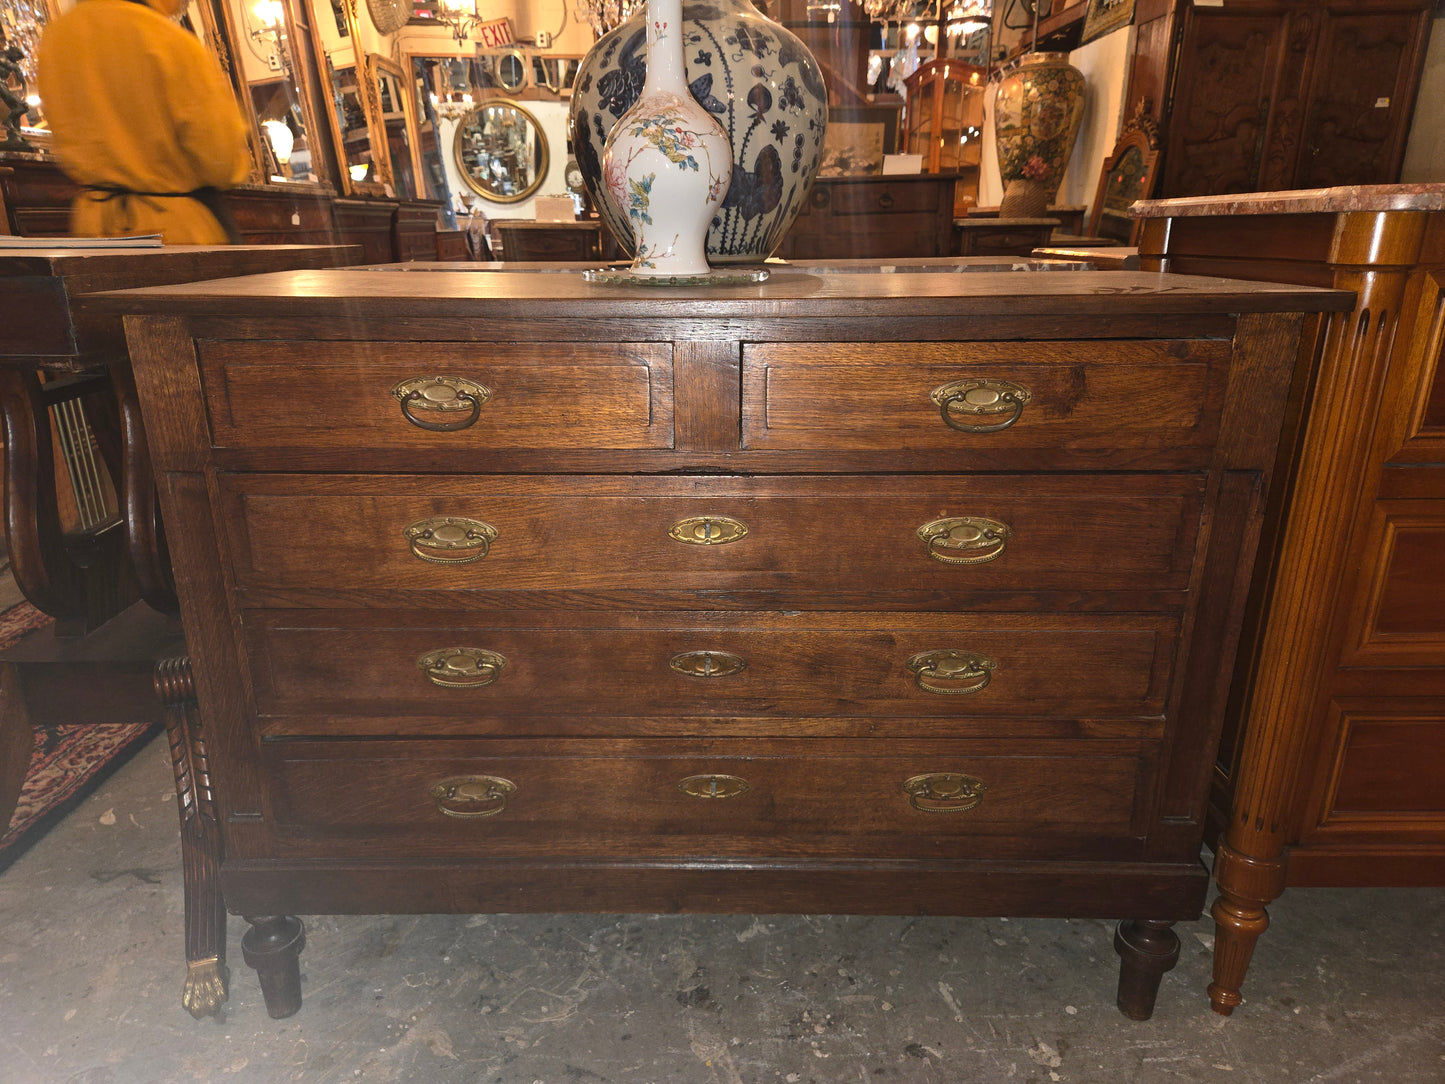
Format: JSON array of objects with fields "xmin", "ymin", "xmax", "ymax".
[{"xmin": 2, "ymin": 0, "xmax": 1445, "ymax": 1080}]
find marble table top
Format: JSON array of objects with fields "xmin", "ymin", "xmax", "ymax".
[{"xmin": 1131, "ymin": 183, "xmax": 1445, "ymax": 218}]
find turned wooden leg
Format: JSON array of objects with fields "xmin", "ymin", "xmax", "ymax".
[
  {"xmin": 1114, "ymin": 919, "xmax": 1180, "ymax": 1021},
  {"xmin": 0, "ymin": 662, "xmax": 36, "ymax": 836},
  {"xmin": 241, "ymin": 915, "xmax": 306, "ymax": 1019},
  {"xmin": 1207, "ymin": 839, "xmax": 1284, "ymax": 1015},
  {"xmin": 158, "ymin": 656, "xmax": 229, "ymax": 1019}
]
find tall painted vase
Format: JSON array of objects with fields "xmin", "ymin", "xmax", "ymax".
[
  {"xmin": 993, "ymin": 52, "xmax": 1086, "ymax": 218},
  {"xmin": 573, "ymin": 0, "xmax": 827, "ymax": 264},
  {"xmin": 601, "ymin": 0, "xmax": 732, "ymax": 276}
]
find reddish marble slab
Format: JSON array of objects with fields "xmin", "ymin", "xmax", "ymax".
[{"xmin": 1131, "ymin": 184, "xmax": 1445, "ymax": 218}]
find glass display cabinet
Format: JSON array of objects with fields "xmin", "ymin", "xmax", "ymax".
[{"xmin": 903, "ymin": 57, "xmax": 986, "ymax": 215}]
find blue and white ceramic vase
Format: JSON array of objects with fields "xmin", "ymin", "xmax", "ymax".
[
  {"xmin": 601, "ymin": 0, "xmax": 731, "ymax": 276},
  {"xmin": 572, "ymin": 0, "xmax": 827, "ymax": 265}
]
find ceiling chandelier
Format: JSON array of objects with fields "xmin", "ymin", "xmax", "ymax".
[{"xmin": 573, "ymin": 0, "xmax": 641, "ymax": 37}]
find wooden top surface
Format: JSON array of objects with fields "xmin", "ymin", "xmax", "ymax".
[
  {"xmin": 1132, "ymin": 183, "xmax": 1445, "ymax": 219},
  {"xmin": 0, "ymin": 243, "xmax": 363, "ymax": 286},
  {"xmin": 85, "ymin": 267, "xmax": 1353, "ymax": 319}
]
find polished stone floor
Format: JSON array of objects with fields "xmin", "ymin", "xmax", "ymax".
[{"xmin": 1, "ymin": 734, "xmax": 1442, "ymax": 1084}]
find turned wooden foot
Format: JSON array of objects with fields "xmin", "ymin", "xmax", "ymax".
[
  {"xmin": 158, "ymin": 656, "xmax": 229, "ymax": 1019},
  {"xmin": 1114, "ymin": 919, "xmax": 1180, "ymax": 1020},
  {"xmin": 242, "ymin": 915, "xmax": 306, "ymax": 1019},
  {"xmin": 1207, "ymin": 840, "xmax": 1284, "ymax": 1015}
]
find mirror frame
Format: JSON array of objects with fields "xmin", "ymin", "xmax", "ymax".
[
  {"xmin": 366, "ymin": 54, "xmax": 424, "ymax": 201},
  {"xmin": 452, "ymin": 98, "xmax": 549, "ymax": 205},
  {"xmin": 203, "ymin": 0, "xmax": 331, "ymax": 187},
  {"xmin": 306, "ymin": 0, "xmax": 388, "ymax": 197}
]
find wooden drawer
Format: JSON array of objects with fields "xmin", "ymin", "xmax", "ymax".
[
  {"xmin": 743, "ymin": 340, "xmax": 1229, "ymax": 469},
  {"xmin": 260, "ymin": 736, "xmax": 1153, "ymax": 860},
  {"xmin": 242, "ymin": 610, "xmax": 1179, "ymax": 720},
  {"xmin": 219, "ymin": 473, "xmax": 1205, "ymax": 611},
  {"xmin": 816, "ymin": 180, "xmax": 945, "ymax": 217},
  {"xmin": 196, "ymin": 340, "xmax": 673, "ymax": 452}
]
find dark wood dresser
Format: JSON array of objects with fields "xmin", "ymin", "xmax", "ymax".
[
  {"xmin": 775, "ymin": 175, "xmax": 960, "ymax": 259},
  {"xmin": 1134, "ymin": 184, "xmax": 1445, "ymax": 1015},
  {"xmin": 99, "ymin": 267, "xmax": 1347, "ymax": 1021}
]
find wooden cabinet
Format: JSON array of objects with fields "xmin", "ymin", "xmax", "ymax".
[
  {"xmin": 904, "ymin": 59, "xmax": 987, "ymax": 215},
  {"xmin": 103, "ymin": 267, "xmax": 1346, "ymax": 1021},
  {"xmin": 1126, "ymin": 0, "xmax": 1434, "ymax": 199},
  {"xmin": 1134, "ymin": 183, "xmax": 1445, "ymax": 1016},
  {"xmin": 776, "ymin": 175, "xmax": 960, "ymax": 259}
]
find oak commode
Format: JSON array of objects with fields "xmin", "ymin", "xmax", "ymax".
[{"xmin": 93, "ymin": 265, "xmax": 1349, "ymax": 1020}]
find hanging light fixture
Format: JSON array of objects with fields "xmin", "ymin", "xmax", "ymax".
[
  {"xmin": 435, "ymin": 0, "xmax": 487, "ymax": 45},
  {"xmin": 572, "ymin": 0, "xmax": 641, "ymax": 37},
  {"xmin": 944, "ymin": 0, "xmax": 993, "ymax": 37}
]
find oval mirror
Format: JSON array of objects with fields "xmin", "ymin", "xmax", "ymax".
[{"xmin": 453, "ymin": 99, "xmax": 549, "ymax": 204}]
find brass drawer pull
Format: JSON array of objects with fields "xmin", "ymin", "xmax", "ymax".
[
  {"xmin": 917, "ymin": 517, "xmax": 1012, "ymax": 565},
  {"xmin": 907, "ymin": 649, "xmax": 997, "ymax": 695},
  {"xmin": 678, "ymin": 774, "xmax": 751, "ymax": 799},
  {"xmin": 670, "ymin": 650, "xmax": 747, "ymax": 678},
  {"xmin": 417, "ymin": 647, "xmax": 506, "ymax": 688},
  {"xmin": 931, "ymin": 378, "xmax": 1032, "ymax": 433},
  {"xmin": 877, "ymin": 192, "xmax": 895, "ymax": 209},
  {"xmin": 669, "ymin": 515, "xmax": 749, "ymax": 546},
  {"xmin": 430, "ymin": 775, "xmax": 516, "ymax": 818},
  {"xmin": 403, "ymin": 516, "xmax": 498, "ymax": 565},
  {"xmin": 903, "ymin": 772, "xmax": 988, "ymax": 813},
  {"xmin": 392, "ymin": 376, "xmax": 491, "ymax": 432}
]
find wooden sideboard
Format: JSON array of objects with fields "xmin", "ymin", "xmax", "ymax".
[
  {"xmin": 1134, "ymin": 183, "xmax": 1445, "ymax": 1015},
  {"xmin": 96, "ymin": 267, "xmax": 1346, "ymax": 1021},
  {"xmin": 775, "ymin": 175, "xmax": 961, "ymax": 260},
  {"xmin": 0, "ymin": 156, "xmax": 458, "ymax": 262},
  {"xmin": 0, "ymin": 242, "xmax": 364, "ymax": 840}
]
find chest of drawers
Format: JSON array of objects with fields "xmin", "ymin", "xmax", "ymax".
[{"xmin": 103, "ymin": 267, "xmax": 1347, "ymax": 1022}]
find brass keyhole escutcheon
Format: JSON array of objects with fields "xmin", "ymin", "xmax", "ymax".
[
  {"xmin": 917, "ymin": 517, "xmax": 1012, "ymax": 565},
  {"xmin": 907, "ymin": 650, "xmax": 997, "ymax": 695},
  {"xmin": 669, "ymin": 515, "xmax": 749, "ymax": 546},
  {"xmin": 417, "ymin": 647, "xmax": 507, "ymax": 688},
  {"xmin": 404, "ymin": 516, "xmax": 498, "ymax": 565},
  {"xmin": 430, "ymin": 775, "xmax": 517, "ymax": 818},
  {"xmin": 391, "ymin": 376, "xmax": 491, "ymax": 432},
  {"xmin": 931, "ymin": 379, "xmax": 1032, "ymax": 433},
  {"xmin": 669, "ymin": 650, "xmax": 747, "ymax": 678},
  {"xmin": 903, "ymin": 772, "xmax": 988, "ymax": 813},
  {"xmin": 678, "ymin": 774, "xmax": 751, "ymax": 799}
]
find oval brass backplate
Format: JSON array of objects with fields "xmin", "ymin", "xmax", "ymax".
[
  {"xmin": 669, "ymin": 515, "xmax": 749, "ymax": 546},
  {"xmin": 906, "ymin": 650, "xmax": 997, "ymax": 695},
  {"xmin": 429, "ymin": 775, "xmax": 517, "ymax": 818},
  {"xmin": 417, "ymin": 647, "xmax": 507, "ymax": 688},
  {"xmin": 903, "ymin": 772, "xmax": 988, "ymax": 813},
  {"xmin": 391, "ymin": 376, "xmax": 491, "ymax": 432},
  {"xmin": 403, "ymin": 516, "xmax": 499, "ymax": 565},
  {"xmin": 678, "ymin": 774, "xmax": 751, "ymax": 799},
  {"xmin": 669, "ymin": 650, "xmax": 747, "ymax": 678},
  {"xmin": 930, "ymin": 378, "xmax": 1032, "ymax": 433},
  {"xmin": 916, "ymin": 516, "xmax": 1012, "ymax": 565}
]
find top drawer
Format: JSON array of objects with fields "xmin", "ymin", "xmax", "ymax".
[
  {"xmin": 815, "ymin": 180, "xmax": 944, "ymax": 217},
  {"xmin": 743, "ymin": 340, "xmax": 1230, "ymax": 469},
  {"xmin": 195, "ymin": 340, "xmax": 673, "ymax": 453}
]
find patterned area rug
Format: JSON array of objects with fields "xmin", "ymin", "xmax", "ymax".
[{"xmin": 0, "ymin": 602, "xmax": 161, "ymax": 873}]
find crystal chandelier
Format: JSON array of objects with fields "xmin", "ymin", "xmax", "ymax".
[
  {"xmin": 861, "ymin": 0, "xmax": 916, "ymax": 23},
  {"xmin": 436, "ymin": 0, "xmax": 487, "ymax": 46},
  {"xmin": 573, "ymin": 0, "xmax": 641, "ymax": 37},
  {"xmin": 431, "ymin": 92, "xmax": 475, "ymax": 123}
]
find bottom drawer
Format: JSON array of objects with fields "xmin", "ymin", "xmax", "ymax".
[{"xmin": 261, "ymin": 737, "xmax": 1153, "ymax": 861}]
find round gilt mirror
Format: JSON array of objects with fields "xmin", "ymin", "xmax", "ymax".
[{"xmin": 453, "ymin": 99, "xmax": 549, "ymax": 204}]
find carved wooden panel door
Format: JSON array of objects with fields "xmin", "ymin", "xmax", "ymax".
[
  {"xmin": 1159, "ymin": 10, "xmax": 1286, "ymax": 197},
  {"xmin": 1297, "ymin": 8, "xmax": 1432, "ymax": 189}
]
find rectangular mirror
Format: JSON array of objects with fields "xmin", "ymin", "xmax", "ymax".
[
  {"xmin": 307, "ymin": 0, "xmax": 385, "ymax": 196},
  {"xmin": 214, "ymin": 0, "xmax": 327, "ymax": 185},
  {"xmin": 368, "ymin": 55, "xmax": 423, "ymax": 201}
]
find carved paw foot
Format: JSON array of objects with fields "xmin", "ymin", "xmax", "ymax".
[{"xmin": 182, "ymin": 956, "xmax": 229, "ymax": 1019}]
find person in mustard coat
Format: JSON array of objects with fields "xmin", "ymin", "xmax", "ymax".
[{"xmin": 37, "ymin": 0, "xmax": 253, "ymax": 243}]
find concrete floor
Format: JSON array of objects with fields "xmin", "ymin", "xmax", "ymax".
[{"xmin": 0, "ymin": 735, "xmax": 1442, "ymax": 1084}]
